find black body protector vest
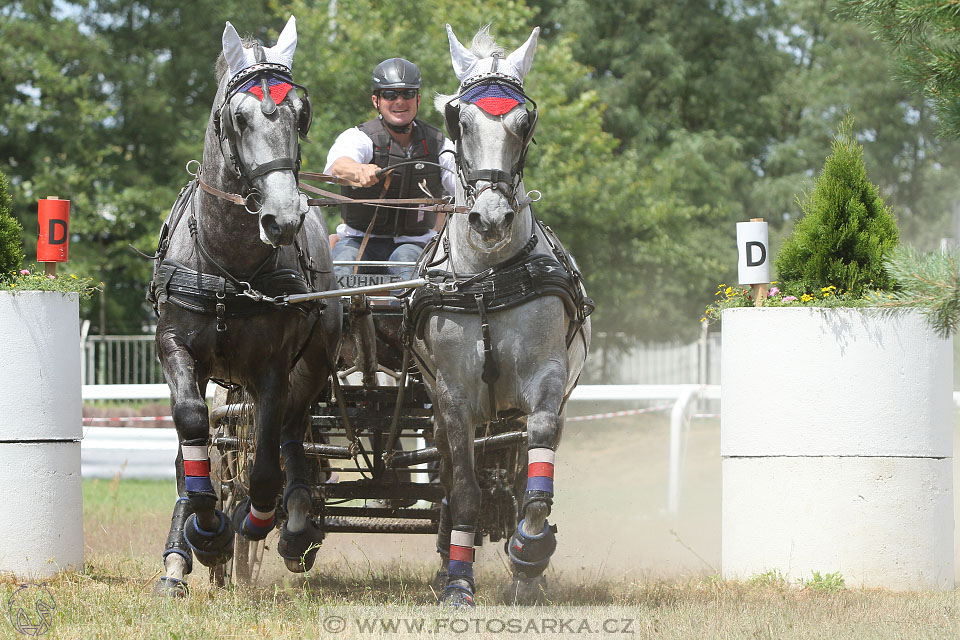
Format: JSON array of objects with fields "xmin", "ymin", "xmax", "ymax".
[{"xmin": 341, "ymin": 118, "xmax": 444, "ymax": 237}]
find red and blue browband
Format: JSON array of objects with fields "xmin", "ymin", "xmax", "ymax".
[
  {"xmin": 238, "ymin": 77, "xmax": 293, "ymax": 104},
  {"xmin": 459, "ymin": 82, "xmax": 526, "ymax": 116}
]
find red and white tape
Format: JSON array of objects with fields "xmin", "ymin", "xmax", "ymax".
[{"xmin": 566, "ymin": 404, "xmax": 675, "ymax": 422}]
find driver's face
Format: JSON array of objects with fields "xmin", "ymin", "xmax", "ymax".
[{"xmin": 372, "ymin": 90, "xmax": 420, "ymax": 128}]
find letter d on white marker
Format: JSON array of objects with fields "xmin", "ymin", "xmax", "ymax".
[{"xmin": 736, "ymin": 220, "xmax": 770, "ymax": 285}]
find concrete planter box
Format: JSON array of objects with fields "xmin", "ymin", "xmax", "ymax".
[
  {"xmin": 721, "ymin": 307, "xmax": 953, "ymax": 590},
  {"xmin": 0, "ymin": 291, "xmax": 83, "ymax": 577}
]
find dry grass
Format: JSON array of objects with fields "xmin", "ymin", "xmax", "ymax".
[{"xmin": 4, "ymin": 566, "xmax": 960, "ymax": 639}]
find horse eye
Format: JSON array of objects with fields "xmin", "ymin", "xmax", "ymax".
[{"xmin": 235, "ymin": 112, "xmax": 247, "ymax": 129}]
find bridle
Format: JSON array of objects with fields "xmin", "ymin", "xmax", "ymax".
[
  {"xmin": 443, "ymin": 72, "xmax": 539, "ymax": 215},
  {"xmin": 203, "ymin": 57, "xmax": 313, "ymax": 215}
]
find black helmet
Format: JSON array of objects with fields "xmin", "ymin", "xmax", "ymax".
[{"xmin": 371, "ymin": 58, "xmax": 422, "ymax": 93}]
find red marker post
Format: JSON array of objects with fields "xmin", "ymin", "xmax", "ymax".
[{"xmin": 37, "ymin": 197, "xmax": 70, "ymax": 276}]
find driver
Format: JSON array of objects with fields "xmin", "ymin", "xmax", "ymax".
[{"xmin": 324, "ymin": 57, "xmax": 456, "ymax": 282}]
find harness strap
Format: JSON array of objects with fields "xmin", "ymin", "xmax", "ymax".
[
  {"xmin": 248, "ymin": 157, "xmax": 298, "ymax": 181},
  {"xmin": 475, "ymin": 292, "xmax": 500, "ymax": 424},
  {"xmin": 198, "ymin": 176, "xmax": 247, "ymax": 206}
]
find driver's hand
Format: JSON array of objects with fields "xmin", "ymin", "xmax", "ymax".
[{"xmin": 355, "ymin": 163, "xmax": 381, "ymax": 188}]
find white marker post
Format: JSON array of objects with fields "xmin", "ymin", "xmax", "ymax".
[{"xmin": 736, "ymin": 218, "xmax": 770, "ymax": 307}]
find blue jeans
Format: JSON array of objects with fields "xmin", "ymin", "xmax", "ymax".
[{"xmin": 331, "ymin": 236, "xmax": 424, "ymax": 281}]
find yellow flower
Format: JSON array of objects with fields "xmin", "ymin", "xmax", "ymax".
[
  {"xmin": 70, "ymin": 274, "xmax": 78, "ymax": 279},
  {"xmin": 801, "ymin": 293, "xmax": 813, "ymax": 302},
  {"xmin": 700, "ymin": 317, "xmax": 706, "ymax": 323},
  {"xmin": 724, "ymin": 286, "xmax": 734, "ymax": 296}
]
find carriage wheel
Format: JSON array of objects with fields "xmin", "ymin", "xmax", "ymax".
[{"xmin": 208, "ymin": 385, "xmax": 265, "ymax": 586}]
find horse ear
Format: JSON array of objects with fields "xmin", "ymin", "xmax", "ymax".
[
  {"xmin": 266, "ymin": 15, "xmax": 297, "ymax": 70},
  {"xmin": 505, "ymin": 26, "xmax": 540, "ymax": 81},
  {"xmin": 222, "ymin": 21, "xmax": 252, "ymax": 78},
  {"xmin": 446, "ymin": 24, "xmax": 477, "ymax": 83}
]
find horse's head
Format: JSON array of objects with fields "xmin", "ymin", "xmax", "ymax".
[
  {"xmin": 213, "ymin": 17, "xmax": 313, "ymax": 247},
  {"xmin": 439, "ymin": 25, "xmax": 540, "ymax": 252}
]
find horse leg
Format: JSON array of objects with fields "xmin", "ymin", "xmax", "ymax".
[
  {"xmin": 276, "ymin": 357, "xmax": 327, "ymax": 573},
  {"xmin": 507, "ymin": 404, "xmax": 563, "ymax": 604},
  {"xmin": 155, "ymin": 451, "xmax": 192, "ymax": 597},
  {"xmin": 434, "ymin": 400, "xmax": 481, "ymax": 608},
  {"xmin": 276, "ymin": 433, "xmax": 323, "ymax": 572},
  {"xmin": 160, "ymin": 342, "xmax": 234, "ymax": 569}
]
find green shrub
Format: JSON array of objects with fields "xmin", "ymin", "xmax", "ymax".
[
  {"xmin": 0, "ymin": 171, "xmax": 25, "ymax": 280},
  {"xmin": 775, "ymin": 115, "xmax": 899, "ymax": 298}
]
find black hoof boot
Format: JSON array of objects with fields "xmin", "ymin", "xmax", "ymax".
[
  {"xmin": 277, "ymin": 520, "xmax": 323, "ymax": 573},
  {"xmin": 231, "ymin": 498, "xmax": 274, "ymax": 542},
  {"xmin": 154, "ymin": 576, "xmax": 189, "ymax": 598},
  {"xmin": 183, "ymin": 510, "xmax": 234, "ymax": 567},
  {"xmin": 507, "ymin": 519, "xmax": 557, "ymax": 579},
  {"xmin": 440, "ymin": 577, "xmax": 475, "ymax": 608}
]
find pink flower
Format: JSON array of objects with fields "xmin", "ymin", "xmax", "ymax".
[
  {"xmin": 19, "ymin": 269, "xmax": 29, "ymax": 275},
  {"xmin": 47, "ymin": 275, "xmax": 56, "ymax": 280},
  {"xmin": 782, "ymin": 295, "xmax": 797, "ymax": 302},
  {"xmin": 768, "ymin": 286, "xmax": 780, "ymax": 296}
]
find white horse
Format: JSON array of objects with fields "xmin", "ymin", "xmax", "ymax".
[{"xmin": 408, "ymin": 24, "xmax": 591, "ymax": 606}]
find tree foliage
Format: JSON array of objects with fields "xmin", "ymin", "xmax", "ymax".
[
  {"xmin": 0, "ymin": 170, "xmax": 24, "ymax": 279},
  {"xmin": 3, "ymin": 1, "xmax": 960, "ymax": 342},
  {"xmin": 775, "ymin": 116, "xmax": 899, "ymax": 297},
  {"xmin": 840, "ymin": 0, "xmax": 960, "ymax": 139}
]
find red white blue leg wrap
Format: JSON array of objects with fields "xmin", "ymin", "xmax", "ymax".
[
  {"xmin": 244, "ymin": 504, "xmax": 276, "ymax": 539},
  {"xmin": 182, "ymin": 445, "xmax": 214, "ymax": 495},
  {"xmin": 526, "ymin": 448, "xmax": 555, "ymax": 495},
  {"xmin": 448, "ymin": 528, "xmax": 476, "ymax": 582}
]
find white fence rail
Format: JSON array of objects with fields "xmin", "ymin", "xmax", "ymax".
[{"xmin": 80, "ymin": 331, "xmax": 723, "ymax": 386}]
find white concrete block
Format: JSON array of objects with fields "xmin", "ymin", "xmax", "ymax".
[
  {"xmin": 722, "ymin": 456, "xmax": 953, "ymax": 590},
  {"xmin": 722, "ymin": 308, "xmax": 952, "ymax": 457},
  {"xmin": 0, "ymin": 442, "xmax": 83, "ymax": 577},
  {"xmin": 0, "ymin": 292, "xmax": 81, "ymax": 441}
]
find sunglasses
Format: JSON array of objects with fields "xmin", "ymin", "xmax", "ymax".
[{"xmin": 379, "ymin": 89, "xmax": 419, "ymax": 101}]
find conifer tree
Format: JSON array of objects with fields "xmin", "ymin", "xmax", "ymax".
[
  {"xmin": 775, "ymin": 115, "xmax": 899, "ymax": 297},
  {"xmin": 841, "ymin": 0, "xmax": 960, "ymax": 138},
  {"xmin": 0, "ymin": 171, "xmax": 24, "ymax": 280}
]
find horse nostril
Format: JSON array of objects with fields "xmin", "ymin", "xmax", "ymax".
[
  {"xmin": 503, "ymin": 211, "xmax": 515, "ymax": 229},
  {"xmin": 261, "ymin": 214, "xmax": 281, "ymax": 239},
  {"xmin": 468, "ymin": 212, "xmax": 482, "ymax": 230}
]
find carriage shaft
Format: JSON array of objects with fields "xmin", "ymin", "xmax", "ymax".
[{"xmin": 388, "ymin": 430, "xmax": 527, "ymax": 467}]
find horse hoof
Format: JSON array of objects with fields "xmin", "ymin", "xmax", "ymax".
[
  {"xmin": 430, "ymin": 569, "xmax": 448, "ymax": 595},
  {"xmin": 440, "ymin": 582, "xmax": 476, "ymax": 608},
  {"xmin": 184, "ymin": 511, "xmax": 234, "ymax": 567},
  {"xmin": 277, "ymin": 520, "xmax": 323, "ymax": 572},
  {"xmin": 154, "ymin": 576, "xmax": 189, "ymax": 598},
  {"xmin": 506, "ymin": 574, "xmax": 548, "ymax": 605},
  {"xmin": 231, "ymin": 498, "xmax": 273, "ymax": 542}
]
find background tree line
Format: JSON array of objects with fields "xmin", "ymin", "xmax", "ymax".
[{"xmin": 3, "ymin": 0, "xmax": 959, "ymax": 346}]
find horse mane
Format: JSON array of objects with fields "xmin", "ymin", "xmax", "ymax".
[
  {"xmin": 435, "ymin": 24, "xmax": 505, "ymax": 111},
  {"xmin": 470, "ymin": 24, "xmax": 504, "ymax": 59},
  {"xmin": 215, "ymin": 36, "xmax": 262, "ymax": 83}
]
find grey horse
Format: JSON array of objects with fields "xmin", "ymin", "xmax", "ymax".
[
  {"xmin": 151, "ymin": 17, "xmax": 340, "ymax": 596},
  {"xmin": 410, "ymin": 25, "xmax": 591, "ymax": 607}
]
